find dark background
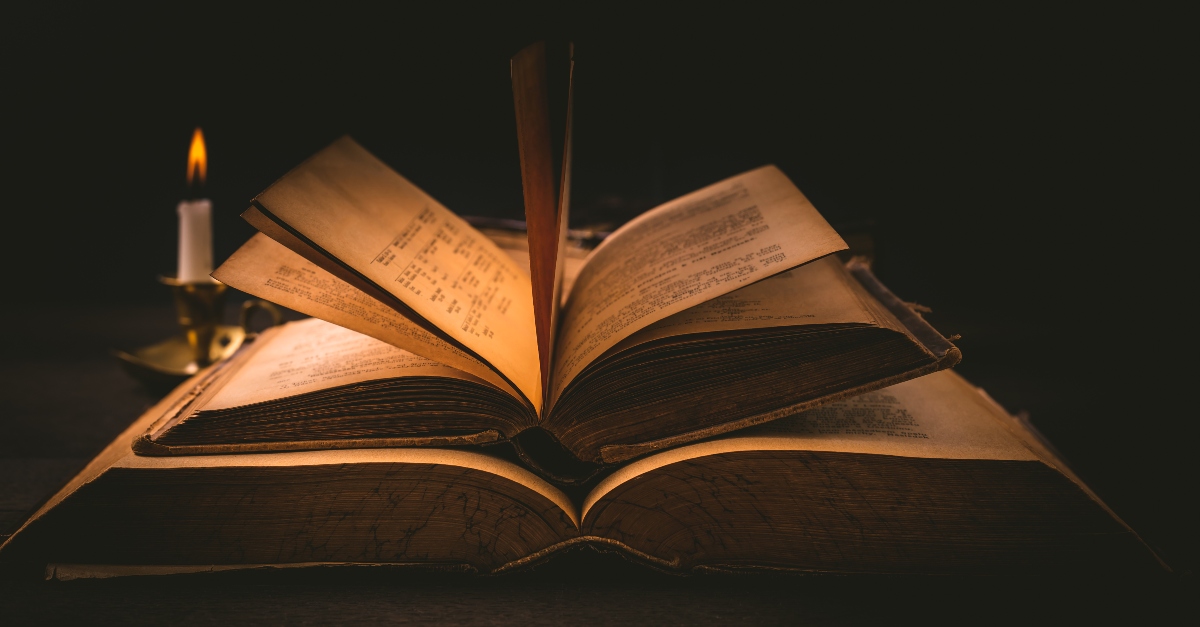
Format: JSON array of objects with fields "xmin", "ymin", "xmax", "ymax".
[{"xmin": 2, "ymin": 2, "xmax": 1194, "ymax": 588}]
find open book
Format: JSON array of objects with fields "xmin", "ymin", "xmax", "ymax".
[
  {"xmin": 132, "ymin": 44, "xmax": 960, "ymax": 480},
  {"xmin": 0, "ymin": 370, "xmax": 1164, "ymax": 577}
]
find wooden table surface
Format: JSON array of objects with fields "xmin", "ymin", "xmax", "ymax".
[{"xmin": 0, "ymin": 302, "xmax": 1193, "ymax": 625}]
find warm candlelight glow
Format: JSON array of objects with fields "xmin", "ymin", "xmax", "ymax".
[{"xmin": 186, "ymin": 127, "xmax": 207, "ymax": 187}]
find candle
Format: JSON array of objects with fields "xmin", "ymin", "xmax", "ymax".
[
  {"xmin": 177, "ymin": 199, "xmax": 213, "ymax": 282},
  {"xmin": 177, "ymin": 128, "xmax": 213, "ymax": 283}
]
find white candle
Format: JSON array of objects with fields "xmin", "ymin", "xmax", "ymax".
[
  {"xmin": 177, "ymin": 199, "xmax": 213, "ymax": 282},
  {"xmin": 177, "ymin": 127, "xmax": 213, "ymax": 283}
]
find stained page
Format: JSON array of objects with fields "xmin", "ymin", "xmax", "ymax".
[
  {"xmin": 202, "ymin": 318, "xmax": 487, "ymax": 411},
  {"xmin": 582, "ymin": 370, "xmax": 1039, "ymax": 519},
  {"xmin": 253, "ymin": 137, "xmax": 542, "ymax": 411},
  {"xmin": 213, "ymin": 233, "xmax": 518, "ymax": 398},
  {"xmin": 734, "ymin": 371, "xmax": 1036, "ymax": 459},
  {"xmin": 550, "ymin": 165, "xmax": 847, "ymax": 404}
]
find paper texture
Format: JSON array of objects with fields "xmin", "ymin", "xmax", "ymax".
[
  {"xmin": 203, "ymin": 318, "xmax": 488, "ymax": 411},
  {"xmin": 214, "ymin": 233, "xmax": 517, "ymax": 397}
]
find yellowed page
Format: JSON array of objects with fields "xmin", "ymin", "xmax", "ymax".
[
  {"xmin": 214, "ymin": 233, "xmax": 518, "ymax": 398},
  {"xmin": 202, "ymin": 318, "xmax": 491, "ymax": 411},
  {"xmin": 255, "ymin": 137, "xmax": 541, "ymax": 411},
  {"xmin": 600, "ymin": 256, "xmax": 877, "ymax": 357},
  {"xmin": 582, "ymin": 370, "xmax": 1038, "ymax": 520},
  {"xmin": 551, "ymin": 166, "xmax": 847, "ymax": 404}
]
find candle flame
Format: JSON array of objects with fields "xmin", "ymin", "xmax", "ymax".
[{"xmin": 186, "ymin": 128, "xmax": 207, "ymax": 187}]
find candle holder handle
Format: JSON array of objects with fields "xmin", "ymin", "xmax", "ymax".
[
  {"xmin": 239, "ymin": 299, "xmax": 284, "ymax": 339},
  {"xmin": 112, "ymin": 278, "xmax": 285, "ymax": 392}
]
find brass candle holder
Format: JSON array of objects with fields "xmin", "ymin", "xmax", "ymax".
[
  {"xmin": 113, "ymin": 277, "xmax": 282, "ymax": 390},
  {"xmin": 162, "ymin": 276, "xmax": 228, "ymax": 367}
]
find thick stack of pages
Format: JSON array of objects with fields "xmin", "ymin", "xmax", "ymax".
[
  {"xmin": 0, "ymin": 42, "xmax": 1166, "ymax": 577},
  {"xmin": 0, "ymin": 369, "xmax": 1165, "ymax": 577}
]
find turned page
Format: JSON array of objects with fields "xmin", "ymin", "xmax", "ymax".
[
  {"xmin": 252, "ymin": 137, "xmax": 542, "ymax": 411},
  {"xmin": 599, "ymin": 256, "xmax": 888, "ymax": 357},
  {"xmin": 195, "ymin": 318, "xmax": 494, "ymax": 413},
  {"xmin": 214, "ymin": 233, "xmax": 519, "ymax": 398},
  {"xmin": 550, "ymin": 166, "xmax": 847, "ymax": 405}
]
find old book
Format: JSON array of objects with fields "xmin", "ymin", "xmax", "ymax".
[
  {"xmin": 130, "ymin": 43, "xmax": 960, "ymax": 480},
  {"xmin": 0, "ymin": 370, "xmax": 1165, "ymax": 577}
]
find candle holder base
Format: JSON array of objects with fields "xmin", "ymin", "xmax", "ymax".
[
  {"xmin": 112, "ymin": 324, "xmax": 249, "ymax": 390},
  {"xmin": 113, "ymin": 279, "xmax": 283, "ymax": 391}
]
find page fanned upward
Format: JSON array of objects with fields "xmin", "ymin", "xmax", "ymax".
[
  {"xmin": 213, "ymin": 233, "xmax": 519, "ymax": 398},
  {"xmin": 512, "ymin": 42, "xmax": 574, "ymax": 403},
  {"xmin": 250, "ymin": 137, "xmax": 543, "ymax": 411}
]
